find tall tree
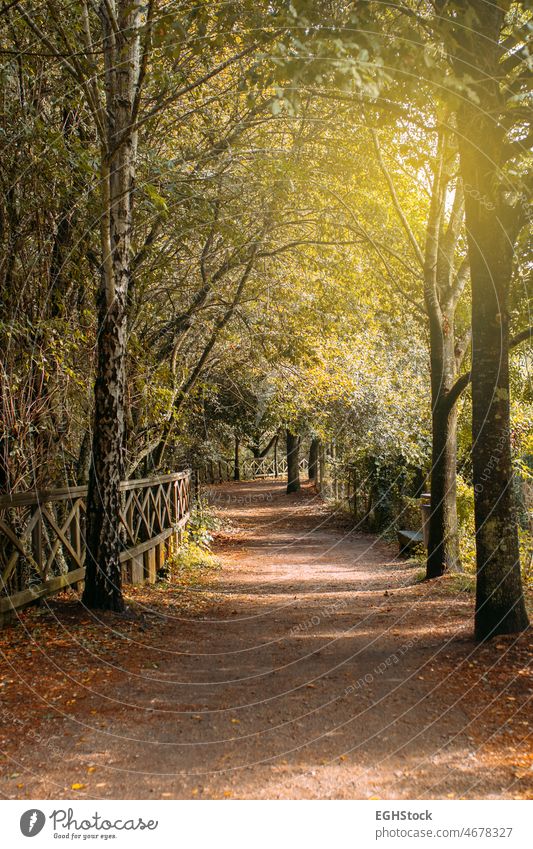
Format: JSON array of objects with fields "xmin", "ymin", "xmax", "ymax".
[
  {"xmin": 82, "ymin": 0, "xmax": 144, "ymax": 610},
  {"xmin": 370, "ymin": 120, "xmax": 470, "ymax": 578},
  {"xmin": 15, "ymin": 0, "xmax": 271, "ymax": 608},
  {"xmin": 438, "ymin": 0, "xmax": 530, "ymax": 638}
]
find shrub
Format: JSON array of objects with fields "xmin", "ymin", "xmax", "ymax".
[{"xmin": 157, "ymin": 501, "xmax": 221, "ymax": 583}]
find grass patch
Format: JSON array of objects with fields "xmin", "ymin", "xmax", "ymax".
[
  {"xmin": 413, "ymin": 568, "xmax": 475, "ymax": 594},
  {"xmin": 167, "ymin": 542, "xmax": 221, "ymax": 589},
  {"xmin": 444, "ymin": 572, "xmax": 476, "ymax": 594}
]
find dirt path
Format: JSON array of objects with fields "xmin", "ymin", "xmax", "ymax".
[{"xmin": 1, "ymin": 480, "xmax": 532, "ymax": 799}]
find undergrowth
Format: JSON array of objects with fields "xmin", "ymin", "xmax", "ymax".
[{"xmin": 158, "ymin": 499, "xmax": 221, "ymax": 587}]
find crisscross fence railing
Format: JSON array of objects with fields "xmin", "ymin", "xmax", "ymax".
[
  {"xmin": 0, "ymin": 470, "xmax": 192, "ymax": 624},
  {"xmin": 241, "ymin": 455, "xmax": 309, "ymax": 479},
  {"xmin": 199, "ymin": 455, "xmax": 309, "ymax": 483}
]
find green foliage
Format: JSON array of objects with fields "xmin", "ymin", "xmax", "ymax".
[
  {"xmin": 159, "ymin": 504, "xmax": 221, "ymax": 583},
  {"xmin": 456, "ymin": 476, "xmax": 477, "ymax": 573},
  {"xmin": 165, "ymin": 541, "xmax": 220, "ymax": 587},
  {"xmin": 456, "ymin": 476, "xmax": 532, "ymax": 587},
  {"xmin": 1, "ymin": 0, "xmax": 531, "ymax": 607},
  {"xmin": 186, "ymin": 502, "xmax": 222, "ymax": 549},
  {"xmin": 519, "ymin": 528, "xmax": 533, "ymax": 588}
]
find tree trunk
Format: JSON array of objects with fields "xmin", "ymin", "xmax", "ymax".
[
  {"xmin": 332, "ymin": 441, "xmax": 339, "ymax": 500},
  {"xmin": 83, "ymin": 284, "xmax": 127, "ymax": 611},
  {"xmin": 308, "ymin": 437, "xmax": 319, "ymax": 480},
  {"xmin": 234, "ymin": 435, "xmax": 240, "ymax": 481},
  {"xmin": 426, "ymin": 318, "xmax": 460, "ymax": 578},
  {"xmin": 427, "ymin": 396, "xmax": 459, "ymax": 577},
  {"xmin": 468, "ymin": 248, "xmax": 528, "ymax": 638},
  {"xmin": 274, "ymin": 434, "xmax": 279, "ymax": 477},
  {"xmin": 374, "ymin": 118, "xmax": 466, "ymax": 581},
  {"xmin": 318, "ymin": 441, "xmax": 325, "ymax": 492},
  {"xmin": 286, "ymin": 430, "xmax": 300, "ymax": 494},
  {"xmin": 453, "ymin": 3, "xmax": 529, "ymax": 638},
  {"xmin": 463, "ymin": 186, "xmax": 528, "ymax": 637},
  {"xmin": 421, "ymin": 126, "xmax": 470, "ymax": 580},
  {"xmin": 83, "ymin": 1, "xmax": 140, "ymax": 612}
]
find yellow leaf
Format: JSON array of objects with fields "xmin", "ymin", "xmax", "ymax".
[{"xmin": 71, "ymin": 783, "xmax": 86, "ymax": 791}]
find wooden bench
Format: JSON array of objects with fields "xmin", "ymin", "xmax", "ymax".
[{"xmin": 397, "ymin": 529, "xmax": 424, "ymax": 556}]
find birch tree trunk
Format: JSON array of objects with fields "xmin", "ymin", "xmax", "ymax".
[{"xmin": 83, "ymin": 0, "xmax": 141, "ymax": 611}]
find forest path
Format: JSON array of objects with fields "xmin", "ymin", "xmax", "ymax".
[{"xmin": 1, "ymin": 480, "xmax": 531, "ymax": 800}]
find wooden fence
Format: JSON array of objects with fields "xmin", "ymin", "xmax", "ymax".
[
  {"xmin": 200, "ymin": 455, "xmax": 309, "ymax": 483},
  {"xmin": 242, "ymin": 455, "xmax": 309, "ymax": 479},
  {"xmin": 0, "ymin": 470, "xmax": 192, "ymax": 623}
]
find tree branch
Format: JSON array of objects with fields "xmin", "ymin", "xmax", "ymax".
[
  {"xmin": 445, "ymin": 325, "xmax": 532, "ymax": 411},
  {"xmin": 17, "ymin": 2, "xmax": 106, "ymax": 141},
  {"xmin": 110, "ymin": 42, "xmax": 260, "ymax": 156},
  {"xmin": 371, "ymin": 128, "xmax": 425, "ymax": 269},
  {"xmin": 131, "ymin": 0, "xmax": 154, "ymax": 124}
]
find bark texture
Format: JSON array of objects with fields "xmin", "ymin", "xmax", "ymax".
[
  {"xmin": 234, "ymin": 435, "xmax": 240, "ymax": 481},
  {"xmin": 308, "ymin": 437, "xmax": 319, "ymax": 481},
  {"xmin": 83, "ymin": 0, "xmax": 141, "ymax": 611},
  {"xmin": 286, "ymin": 430, "xmax": 301, "ymax": 494}
]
